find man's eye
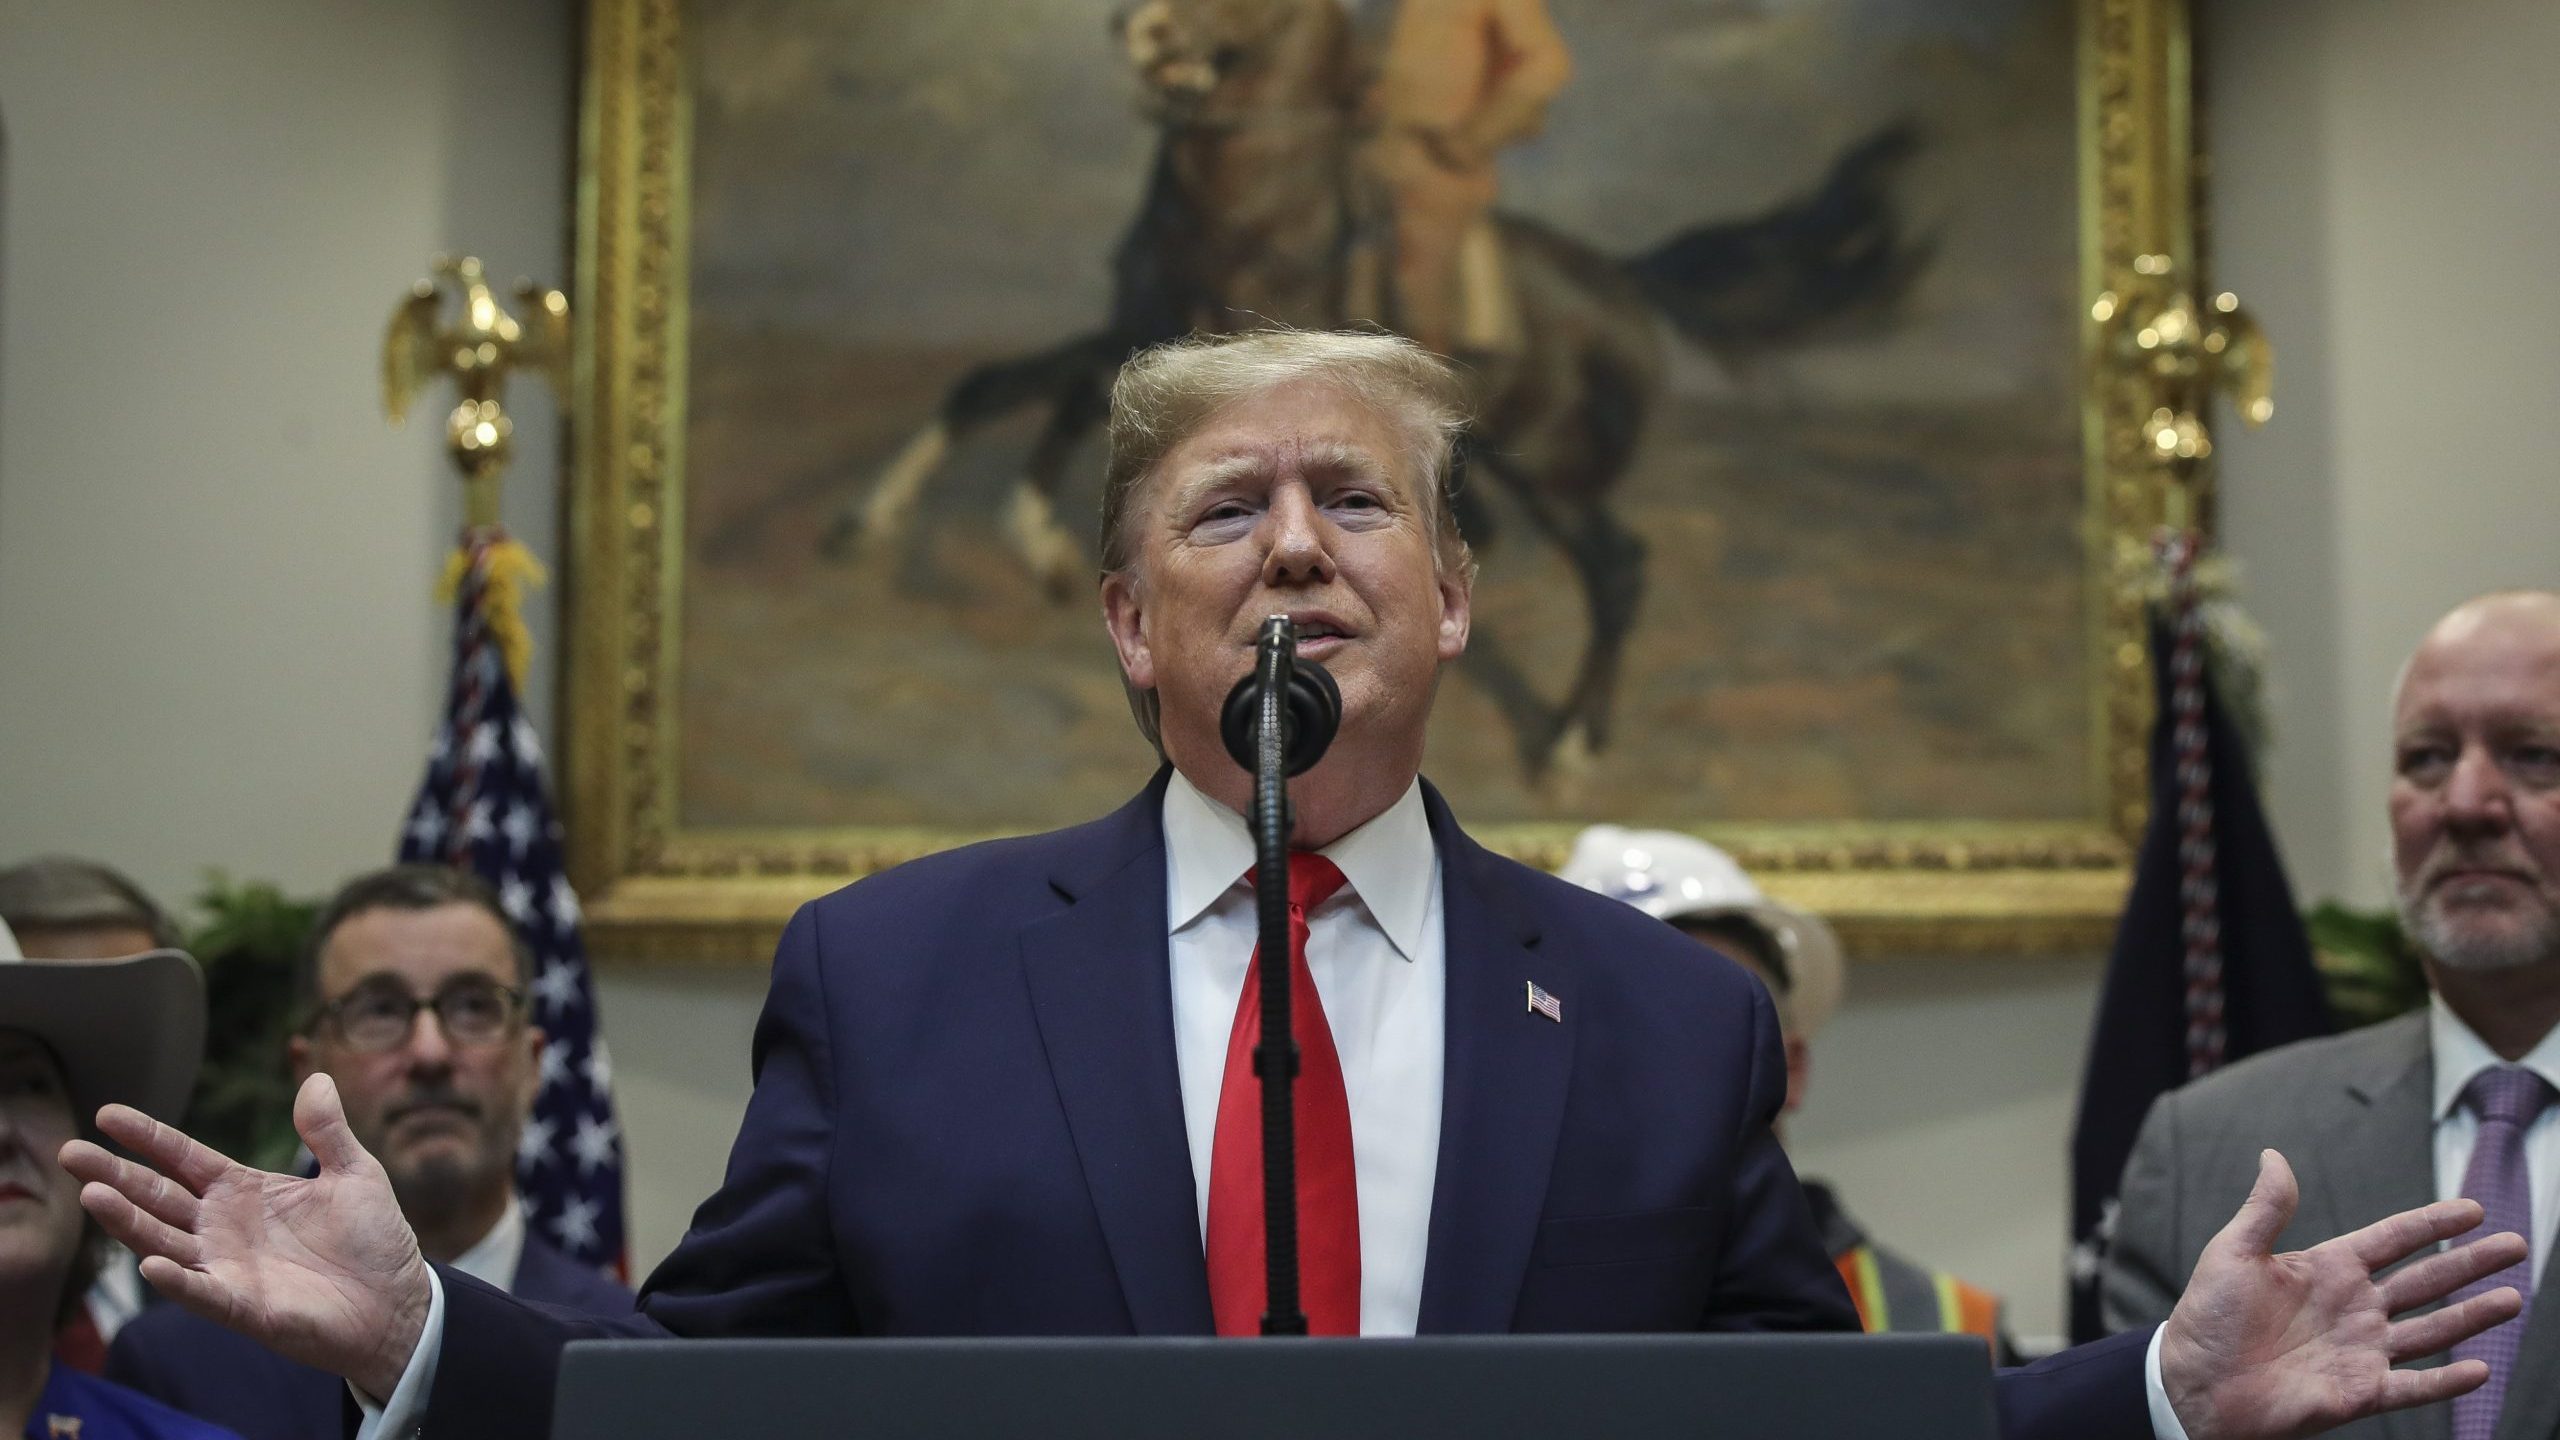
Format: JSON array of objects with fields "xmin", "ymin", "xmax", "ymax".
[
  {"xmin": 350, "ymin": 994, "xmax": 412, "ymax": 1023},
  {"xmin": 449, "ymin": 992, "xmax": 507, "ymax": 1025},
  {"xmin": 1331, "ymin": 491, "xmax": 1381, "ymax": 511},
  {"xmin": 2398, "ymin": 746, "xmax": 2452, "ymax": 780},
  {"xmin": 2511, "ymin": 745, "xmax": 2560, "ymax": 779}
]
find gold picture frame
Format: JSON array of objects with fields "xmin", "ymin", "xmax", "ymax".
[{"xmin": 566, "ymin": 0, "xmax": 2210, "ymax": 962}]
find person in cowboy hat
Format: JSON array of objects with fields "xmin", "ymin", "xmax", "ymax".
[
  {"xmin": 1562, "ymin": 824, "xmax": 2022, "ymax": 1363},
  {"xmin": 0, "ymin": 858, "xmax": 188, "ymax": 1374},
  {"xmin": 0, "ymin": 922, "xmax": 237, "ymax": 1439}
]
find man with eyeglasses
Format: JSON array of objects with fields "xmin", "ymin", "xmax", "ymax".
[{"xmin": 102, "ymin": 866, "xmax": 633, "ymax": 1440}]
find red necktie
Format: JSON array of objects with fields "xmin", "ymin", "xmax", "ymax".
[{"xmin": 1206, "ymin": 852, "xmax": 1360, "ymax": 1335}]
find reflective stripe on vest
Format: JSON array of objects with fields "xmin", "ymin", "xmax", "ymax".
[{"xmin": 1834, "ymin": 1244, "xmax": 2002, "ymax": 1344}]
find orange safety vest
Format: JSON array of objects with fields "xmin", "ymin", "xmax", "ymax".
[{"xmin": 1832, "ymin": 1242, "xmax": 2006, "ymax": 1346}]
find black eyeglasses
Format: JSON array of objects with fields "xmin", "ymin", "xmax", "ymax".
[{"xmin": 312, "ymin": 975, "xmax": 525, "ymax": 1053}]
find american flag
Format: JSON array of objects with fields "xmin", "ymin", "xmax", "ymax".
[
  {"xmin": 396, "ymin": 536, "xmax": 626, "ymax": 1276},
  {"xmin": 1526, "ymin": 981, "xmax": 1563, "ymax": 1023}
]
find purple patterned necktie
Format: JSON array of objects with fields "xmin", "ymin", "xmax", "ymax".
[{"xmin": 2451, "ymin": 1064, "xmax": 2554, "ymax": 1440}]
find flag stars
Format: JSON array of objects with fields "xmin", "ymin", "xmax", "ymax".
[
  {"xmin": 539, "ymin": 1042, "xmax": 572, "ymax": 1088},
  {"xmin": 466, "ymin": 721, "xmax": 504, "ymax": 766},
  {"xmin": 549, "ymin": 874, "xmax": 582, "ymax": 931},
  {"xmin": 499, "ymin": 874, "xmax": 536, "ymax": 925},
  {"xmin": 461, "ymin": 798, "xmax": 496, "ymax": 844},
  {"xmin": 584, "ymin": 1041, "xmax": 613, "ymax": 1092},
  {"xmin": 405, "ymin": 803, "xmax": 447, "ymax": 852},
  {"xmin": 570, "ymin": 1114, "xmax": 621, "ymax": 1174},
  {"xmin": 512, "ymin": 716, "xmax": 545, "ymax": 767},
  {"xmin": 533, "ymin": 958, "xmax": 583, "ymax": 1017},
  {"xmin": 550, "ymin": 1196, "xmax": 601, "ymax": 1253},
  {"xmin": 517, "ymin": 1115, "xmax": 556, "ymax": 1168},
  {"xmin": 501, "ymin": 802, "xmax": 537, "ymax": 858}
]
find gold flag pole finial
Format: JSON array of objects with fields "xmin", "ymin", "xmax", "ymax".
[
  {"xmin": 383, "ymin": 255, "xmax": 572, "ymax": 690},
  {"xmin": 2091, "ymin": 254, "xmax": 2275, "ymax": 532},
  {"xmin": 382, "ymin": 253, "xmax": 572, "ymax": 531}
]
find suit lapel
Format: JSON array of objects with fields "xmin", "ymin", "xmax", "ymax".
[
  {"xmin": 510, "ymin": 1232, "xmax": 563, "ymax": 1297},
  {"xmin": 2492, "ymin": 1285, "xmax": 2560, "ymax": 1440},
  {"xmin": 2484, "ymin": 1019, "xmax": 2560, "ymax": 1438},
  {"xmin": 2323, "ymin": 1017, "xmax": 2437, "ymax": 1244},
  {"xmin": 1016, "ymin": 773, "xmax": 1215, "ymax": 1335},
  {"xmin": 2328, "ymin": 1018, "xmax": 2446, "ymax": 1440},
  {"xmin": 1416, "ymin": 785, "xmax": 1575, "ymax": 1332}
]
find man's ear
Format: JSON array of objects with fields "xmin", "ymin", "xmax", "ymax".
[
  {"xmin": 1435, "ymin": 562, "xmax": 1473, "ymax": 663},
  {"xmin": 1781, "ymin": 1033, "xmax": 1811, "ymax": 1117},
  {"xmin": 517, "ymin": 1026, "xmax": 548, "ymax": 1117},
  {"xmin": 1101, "ymin": 571, "xmax": 1157, "ymax": 691}
]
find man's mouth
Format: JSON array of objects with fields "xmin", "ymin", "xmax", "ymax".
[
  {"xmin": 1287, "ymin": 615, "xmax": 1353, "ymax": 657},
  {"xmin": 0, "ymin": 1181, "xmax": 39, "ymax": 1204},
  {"xmin": 2426, "ymin": 854, "xmax": 2537, "ymax": 893},
  {"xmin": 388, "ymin": 1101, "xmax": 480, "ymax": 1130}
]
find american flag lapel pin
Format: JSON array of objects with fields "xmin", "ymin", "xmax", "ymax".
[{"xmin": 1526, "ymin": 981, "xmax": 1562, "ymax": 1023}]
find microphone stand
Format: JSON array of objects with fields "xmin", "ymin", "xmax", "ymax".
[
  {"xmin": 1246, "ymin": 618, "xmax": 1305, "ymax": 1335},
  {"xmin": 1220, "ymin": 614, "xmax": 1340, "ymax": 1336}
]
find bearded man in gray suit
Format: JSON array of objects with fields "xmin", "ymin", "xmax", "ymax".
[{"xmin": 2106, "ymin": 589, "xmax": 2560, "ymax": 1440}]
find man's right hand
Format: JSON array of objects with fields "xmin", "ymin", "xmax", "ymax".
[{"xmin": 60, "ymin": 1072, "xmax": 434, "ymax": 1400}]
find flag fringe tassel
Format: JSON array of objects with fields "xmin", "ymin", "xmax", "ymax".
[{"xmin": 437, "ymin": 538, "xmax": 547, "ymax": 694}]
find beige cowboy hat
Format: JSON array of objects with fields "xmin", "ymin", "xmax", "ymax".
[{"xmin": 0, "ymin": 921, "xmax": 207, "ymax": 1123}]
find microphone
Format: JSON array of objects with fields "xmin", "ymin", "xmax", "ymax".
[{"xmin": 1220, "ymin": 624, "xmax": 1341, "ymax": 778}]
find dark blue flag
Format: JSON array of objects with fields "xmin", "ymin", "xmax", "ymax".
[
  {"xmin": 396, "ymin": 539, "xmax": 626, "ymax": 1276},
  {"xmin": 2066, "ymin": 589, "xmax": 2332, "ymax": 1343}
]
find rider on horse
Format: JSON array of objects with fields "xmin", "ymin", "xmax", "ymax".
[{"xmin": 1360, "ymin": 0, "xmax": 1573, "ymax": 359}]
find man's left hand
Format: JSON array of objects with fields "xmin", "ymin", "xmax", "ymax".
[{"xmin": 2160, "ymin": 1148, "xmax": 2526, "ymax": 1440}]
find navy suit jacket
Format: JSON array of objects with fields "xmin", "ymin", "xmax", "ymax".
[
  {"xmin": 420, "ymin": 774, "xmax": 2152, "ymax": 1439},
  {"xmin": 106, "ymin": 1231, "xmax": 631, "ymax": 1440}
]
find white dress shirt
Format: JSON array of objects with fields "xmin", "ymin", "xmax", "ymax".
[
  {"xmin": 451, "ymin": 1196, "xmax": 530, "ymax": 1292},
  {"xmin": 2429, "ymin": 995, "xmax": 2560, "ymax": 1285},
  {"xmin": 1162, "ymin": 769, "xmax": 1446, "ymax": 1336}
]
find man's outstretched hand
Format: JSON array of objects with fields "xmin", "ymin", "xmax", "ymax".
[
  {"xmin": 2161, "ymin": 1149, "xmax": 2526, "ymax": 1440},
  {"xmin": 59, "ymin": 1072, "xmax": 434, "ymax": 1401}
]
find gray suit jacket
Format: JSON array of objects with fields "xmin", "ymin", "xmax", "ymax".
[{"xmin": 2102, "ymin": 1011, "xmax": 2560, "ymax": 1440}]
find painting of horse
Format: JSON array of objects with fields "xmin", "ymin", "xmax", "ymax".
[{"xmin": 679, "ymin": 0, "xmax": 2091, "ymax": 837}]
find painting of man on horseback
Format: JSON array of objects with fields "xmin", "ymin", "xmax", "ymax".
[
  {"xmin": 683, "ymin": 0, "xmax": 2092, "ymax": 835},
  {"xmin": 824, "ymin": 0, "xmax": 1932, "ymax": 785}
]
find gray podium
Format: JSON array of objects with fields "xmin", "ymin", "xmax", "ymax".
[{"xmin": 552, "ymin": 1333, "xmax": 1996, "ymax": 1439}]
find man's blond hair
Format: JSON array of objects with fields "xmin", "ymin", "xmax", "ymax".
[{"xmin": 1100, "ymin": 329, "xmax": 1476, "ymax": 748}]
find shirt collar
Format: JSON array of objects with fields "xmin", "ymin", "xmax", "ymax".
[
  {"xmin": 451, "ymin": 1193, "xmax": 528, "ymax": 1291},
  {"xmin": 1162, "ymin": 768, "xmax": 1436, "ymax": 963},
  {"xmin": 2428, "ymin": 993, "xmax": 2560, "ymax": 1121}
]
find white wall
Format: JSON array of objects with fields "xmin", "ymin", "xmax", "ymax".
[
  {"xmin": 3, "ymin": 0, "xmax": 2555, "ymax": 1352},
  {"xmin": 2207, "ymin": 0, "xmax": 2560, "ymax": 909},
  {"xmin": 0, "ymin": 0, "xmax": 570, "ymax": 901}
]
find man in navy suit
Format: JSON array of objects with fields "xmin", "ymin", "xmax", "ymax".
[
  {"xmin": 63, "ymin": 332, "xmax": 2527, "ymax": 1440},
  {"xmin": 102, "ymin": 867, "xmax": 633, "ymax": 1438}
]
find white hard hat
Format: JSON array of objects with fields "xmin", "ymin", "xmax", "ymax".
[{"xmin": 1560, "ymin": 825, "xmax": 1845, "ymax": 1037}]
